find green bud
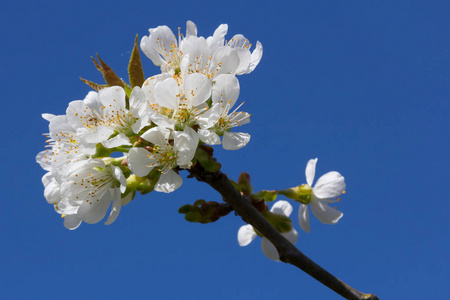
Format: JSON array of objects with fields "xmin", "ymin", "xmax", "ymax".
[
  {"xmin": 185, "ymin": 211, "xmax": 202, "ymax": 223},
  {"xmin": 252, "ymin": 190, "xmax": 278, "ymax": 202},
  {"xmin": 238, "ymin": 172, "xmax": 253, "ymax": 195},
  {"xmin": 178, "ymin": 204, "xmax": 192, "ymax": 214},
  {"xmin": 261, "ymin": 211, "xmax": 293, "ymax": 233},
  {"xmin": 195, "ymin": 147, "xmax": 221, "ymax": 172}
]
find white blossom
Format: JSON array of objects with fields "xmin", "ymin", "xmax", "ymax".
[
  {"xmin": 141, "ymin": 21, "xmax": 262, "ymax": 79},
  {"xmin": 298, "ymin": 158, "xmax": 346, "ymax": 233},
  {"xmin": 58, "ymin": 159, "xmax": 127, "ymax": 229},
  {"xmin": 127, "ymin": 126, "xmax": 199, "ymax": 193},
  {"xmin": 196, "ymin": 74, "xmax": 251, "ymax": 150},
  {"xmin": 66, "ymin": 86, "xmax": 148, "ymax": 151}
]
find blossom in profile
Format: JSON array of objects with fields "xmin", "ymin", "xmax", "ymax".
[
  {"xmin": 237, "ymin": 200, "xmax": 298, "ymax": 262},
  {"xmin": 298, "ymin": 158, "xmax": 346, "ymax": 233}
]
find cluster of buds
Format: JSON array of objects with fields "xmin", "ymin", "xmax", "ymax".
[{"xmin": 36, "ymin": 21, "xmax": 262, "ymax": 229}]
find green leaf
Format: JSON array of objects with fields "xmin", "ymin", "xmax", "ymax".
[
  {"xmin": 195, "ymin": 147, "xmax": 221, "ymax": 172},
  {"xmin": 79, "ymin": 77, "xmax": 108, "ymax": 91},
  {"xmin": 92, "ymin": 54, "xmax": 124, "ymax": 87},
  {"xmin": 128, "ymin": 35, "xmax": 145, "ymax": 88}
]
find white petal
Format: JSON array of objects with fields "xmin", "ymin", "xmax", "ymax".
[
  {"xmin": 140, "ymin": 127, "xmax": 169, "ymax": 146},
  {"xmin": 184, "ymin": 73, "xmax": 212, "ymax": 107},
  {"xmin": 186, "ymin": 20, "xmax": 197, "ymax": 37},
  {"xmin": 41, "ymin": 172, "xmax": 53, "ymax": 187},
  {"xmin": 246, "ymin": 41, "xmax": 263, "ymax": 74},
  {"xmin": 42, "ymin": 113, "xmax": 56, "ymax": 121},
  {"xmin": 129, "ymin": 86, "xmax": 148, "ymax": 117},
  {"xmin": 148, "ymin": 111, "xmax": 175, "ymax": 130},
  {"xmin": 105, "ymin": 188, "xmax": 122, "ymax": 225},
  {"xmin": 228, "ymin": 34, "xmax": 251, "ymax": 48},
  {"xmin": 305, "ymin": 158, "xmax": 317, "ymax": 186},
  {"xmin": 237, "ymin": 224, "xmax": 257, "ymax": 246},
  {"xmin": 111, "ymin": 165, "xmax": 127, "ymax": 193},
  {"xmin": 82, "ymin": 91, "xmax": 102, "ymax": 113},
  {"xmin": 270, "ymin": 200, "xmax": 293, "ymax": 217},
  {"xmin": 261, "ymin": 238, "xmax": 281, "ymax": 262},
  {"xmin": 154, "ymin": 170, "xmax": 183, "ymax": 193},
  {"xmin": 222, "ymin": 132, "xmax": 250, "ymax": 150},
  {"xmin": 195, "ymin": 103, "xmax": 221, "ymax": 129},
  {"xmin": 127, "ymin": 148, "xmax": 154, "ymax": 177},
  {"xmin": 212, "ymin": 46, "xmax": 240, "ymax": 75},
  {"xmin": 154, "ymin": 78, "xmax": 179, "ymax": 110},
  {"xmin": 140, "ymin": 26, "xmax": 177, "ymax": 67},
  {"xmin": 198, "ymin": 129, "xmax": 221, "ymax": 145},
  {"xmin": 298, "ymin": 204, "xmax": 311, "ymax": 233},
  {"xmin": 174, "ymin": 126, "xmax": 199, "ymax": 166},
  {"xmin": 207, "ymin": 24, "xmax": 228, "ymax": 52},
  {"xmin": 99, "ymin": 86, "xmax": 126, "ymax": 112},
  {"xmin": 48, "ymin": 115, "xmax": 74, "ymax": 139},
  {"xmin": 44, "ymin": 179, "xmax": 61, "ymax": 204},
  {"xmin": 78, "ymin": 125, "xmax": 114, "ymax": 145},
  {"xmin": 102, "ymin": 133, "xmax": 131, "ymax": 149},
  {"xmin": 142, "ymin": 73, "xmax": 173, "ymax": 104},
  {"xmin": 63, "ymin": 214, "xmax": 82, "ymax": 230},
  {"xmin": 261, "ymin": 229, "xmax": 298, "ymax": 262},
  {"xmin": 212, "ymin": 74, "xmax": 240, "ymax": 108},
  {"xmin": 313, "ymin": 171, "xmax": 346, "ymax": 198},
  {"xmin": 140, "ymin": 35, "xmax": 165, "ymax": 66},
  {"xmin": 36, "ymin": 150, "xmax": 51, "ymax": 171},
  {"xmin": 77, "ymin": 189, "xmax": 113, "ymax": 224},
  {"xmin": 310, "ymin": 199, "xmax": 343, "ymax": 224},
  {"xmin": 234, "ymin": 48, "xmax": 252, "ymax": 75},
  {"xmin": 121, "ymin": 192, "xmax": 134, "ymax": 206}
]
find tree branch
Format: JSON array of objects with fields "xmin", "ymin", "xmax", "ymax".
[{"xmin": 188, "ymin": 164, "xmax": 379, "ymax": 300}]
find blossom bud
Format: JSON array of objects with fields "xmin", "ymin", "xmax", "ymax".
[
  {"xmin": 252, "ymin": 190, "xmax": 277, "ymax": 202},
  {"xmin": 261, "ymin": 211, "xmax": 293, "ymax": 233},
  {"xmin": 238, "ymin": 172, "xmax": 253, "ymax": 195},
  {"xmin": 195, "ymin": 147, "xmax": 221, "ymax": 172}
]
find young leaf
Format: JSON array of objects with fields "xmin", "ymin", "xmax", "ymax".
[{"xmin": 128, "ymin": 34, "xmax": 145, "ymax": 88}]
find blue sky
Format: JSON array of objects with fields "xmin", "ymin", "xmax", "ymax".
[{"xmin": 1, "ymin": 1, "xmax": 449, "ymax": 299}]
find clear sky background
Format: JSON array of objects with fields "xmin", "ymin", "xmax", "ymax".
[{"xmin": 1, "ymin": 1, "xmax": 449, "ymax": 299}]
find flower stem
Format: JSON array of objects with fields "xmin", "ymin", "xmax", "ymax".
[{"xmin": 188, "ymin": 163, "xmax": 379, "ymax": 300}]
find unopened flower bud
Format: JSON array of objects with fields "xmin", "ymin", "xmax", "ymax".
[
  {"xmin": 262, "ymin": 211, "xmax": 293, "ymax": 233},
  {"xmin": 238, "ymin": 172, "xmax": 253, "ymax": 195}
]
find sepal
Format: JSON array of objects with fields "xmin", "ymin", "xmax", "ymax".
[{"xmin": 278, "ymin": 184, "xmax": 312, "ymax": 204}]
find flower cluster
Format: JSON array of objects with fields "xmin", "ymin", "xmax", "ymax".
[
  {"xmin": 36, "ymin": 21, "xmax": 262, "ymax": 229},
  {"xmin": 36, "ymin": 21, "xmax": 348, "ymax": 265}
]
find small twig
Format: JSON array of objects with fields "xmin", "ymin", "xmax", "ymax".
[{"xmin": 188, "ymin": 164, "xmax": 379, "ymax": 300}]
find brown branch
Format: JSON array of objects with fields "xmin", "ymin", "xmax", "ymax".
[{"xmin": 188, "ymin": 164, "xmax": 379, "ymax": 300}]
